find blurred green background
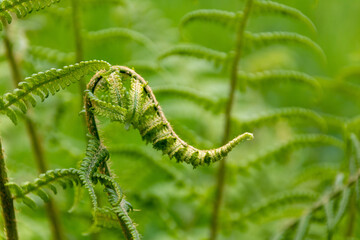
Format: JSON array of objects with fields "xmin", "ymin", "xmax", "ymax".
[{"xmin": 1, "ymin": 0, "xmax": 360, "ymax": 239}]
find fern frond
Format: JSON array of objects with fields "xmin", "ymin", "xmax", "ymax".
[
  {"xmin": 7, "ymin": 168, "xmax": 80, "ymax": 208},
  {"xmin": 89, "ymin": 207, "xmax": 120, "ymax": 233},
  {"xmin": 79, "ymin": 135, "xmax": 110, "ymax": 208},
  {"xmin": 88, "ymin": 66, "xmax": 254, "ymax": 168},
  {"xmin": 180, "ymin": 9, "xmax": 240, "ymax": 30},
  {"xmin": 245, "ymin": 31, "xmax": 325, "ymax": 60},
  {"xmin": 0, "ymin": 60, "xmax": 111, "ymax": 124},
  {"xmin": 237, "ymin": 191, "xmax": 318, "ymax": 222},
  {"xmin": 294, "ymin": 164, "xmax": 338, "ymax": 185},
  {"xmin": 86, "ymin": 28, "xmax": 154, "ymax": 50},
  {"xmin": 86, "ymin": 90, "xmax": 126, "ymax": 122},
  {"xmin": 240, "ymin": 134, "xmax": 344, "ymax": 170},
  {"xmin": 239, "ymin": 70, "xmax": 321, "ymax": 95},
  {"xmin": 0, "ymin": 0, "xmax": 61, "ymax": 30},
  {"xmin": 252, "ymin": 0, "xmax": 317, "ymax": 33},
  {"xmin": 294, "ymin": 213, "xmax": 312, "ymax": 240},
  {"xmin": 158, "ymin": 44, "xmax": 228, "ymax": 65},
  {"xmin": 27, "ymin": 45, "xmax": 75, "ymax": 66},
  {"xmin": 232, "ymin": 107, "xmax": 326, "ymax": 131},
  {"xmin": 152, "ymin": 86, "xmax": 224, "ymax": 114}
]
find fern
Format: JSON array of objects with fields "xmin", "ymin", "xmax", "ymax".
[
  {"xmin": 252, "ymin": 0, "xmax": 316, "ymax": 33},
  {"xmin": 0, "ymin": 0, "xmax": 61, "ymax": 30},
  {"xmin": 152, "ymin": 86, "xmax": 225, "ymax": 114},
  {"xmin": 86, "ymin": 28, "xmax": 155, "ymax": 50},
  {"xmin": 239, "ymin": 70, "xmax": 322, "ymax": 96},
  {"xmin": 87, "ymin": 66, "xmax": 254, "ymax": 168},
  {"xmin": 158, "ymin": 44, "xmax": 228, "ymax": 65},
  {"xmin": 232, "ymin": 107, "xmax": 326, "ymax": 131},
  {"xmin": 240, "ymin": 134, "xmax": 344, "ymax": 170},
  {"xmin": 27, "ymin": 45, "xmax": 75, "ymax": 66},
  {"xmin": 0, "ymin": 60, "xmax": 110, "ymax": 124},
  {"xmin": 244, "ymin": 31, "xmax": 326, "ymax": 60},
  {"xmin": 7, "ymin": 168, "xmax": 80, "ymax": 208}
]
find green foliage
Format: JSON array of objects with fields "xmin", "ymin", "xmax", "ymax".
[
  {"xmin": 27, "ymin": 45, "xmax": 75, "ymax": 66},
  {"xmin": 0, "ymin": 0, "xmax": 61, "ymax": 30},
  {"xmin": 0, "ymin": 60, "xmax": 110, "ymax": 124}
]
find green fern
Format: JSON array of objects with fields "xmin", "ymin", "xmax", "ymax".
[
  {"xmin": 86, "ymin": 66, "xmax": 254, "ymax": 168},
  {"xmin": 244, "ymin": 31, "xmax": 326, "ymax": 60},
  {"xmin": 0, "ymin": 60, "xmax": 110, "ymax": 124},
  {"xmin": 27, "ymin": 45, "xmax": 75, "ymax": 66},
  {"xmin": 232, "ymin": 107, "xmax": 326, "ymax": 131},
  {"xmin": 158, "ymin": 44, "xmax": 228, "ymax": 65},
  {"xmin": 239, "ymin": 70, "xmax": 322, "ymax": 96},
  {"xmin": 0, "ymin": 0, "xmax": 61, "ymax": 30},
  {"xmin": 240, "ymin": 134, "xmax": 344, "ymax": 170},
  {"xmin": 252, "ymin": 0, "xmax": 316, "ymax": 33}
]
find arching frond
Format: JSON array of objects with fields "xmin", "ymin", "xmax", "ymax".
[
  {"xmin": 152, "ymin": 86, "xmax": 225, "ymax": 114},
  {"xmin": 7, "ymin": 168, "xmax": 80, "ymax": 208},
  {"xmin": 240, "ymin": 134, "xmax": 344, "ymax": 170},
  {"xmin": 0, "ymin": 0, "xmax": 61, "ymax": 30},
  {"xmin": 0, "ymin": 60, "xmax": 110, "ymax": 124},
  {"xmin": 232, "ymin": 107, "xmax": 326, "ymax": 131},
  {"xmin": 158, "ymin": 44, "xmax": 228, "ymax": 65},
  {"xmin": 86, "ymin": 28, "xmax": 155, "ymax": 50},
  {"xmin": 252, "ymin": 0, "xmax": 317, "ymax": 33},
  {"xmin": 245, "ymin": 31, "xmax": 325, "ymax": 60},
  {"xmin": 27, "ymin": 45, "xmax": 75, "ymax": 66},
  {"xmin": 236, "ymin": 191, "xmax": 317, "ymax": 222},
  {"xmin": 180, "ymin": 9, "xmax": 241, "ymax": 30},
  {"xmin": 239, "ymin": 70, "xmax": 321, "ymax": 95}
]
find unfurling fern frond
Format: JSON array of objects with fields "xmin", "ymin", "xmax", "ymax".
[
  {"xmin": 87, "ymin": 66, "xmax": 253, "ymax": 168},
  {"xmin": 236, "ymin": 191, "xmax": 317, "ymax": 223},
  {"xmin": 152, "ymin": 86, "xmax": 225, "ymax": 114},
  {"xmin": 86, "ymin": 28, "xmax": 155, "ymax": 51},
  {"xmin": 232, "ymin": 107, "xmax": 326, "ymax": 131},
  {"xmin": 87, "ymin": 207, "xmax": 120, "ymax": 234},
  {"xmin": 239, "ymin": 70, "xmax": 322, "ymax": 96},
  {"xmin": 252, "ymin": 0, "xmax": 317, "ymax": 33},
  {"xmin": 240, "ymin": 134, "xmax": 344, "ymax": 170},
  {"xmin": 0, "ymin": 60, "xmax": 110, "ymax": 124},
  {"xmin": 27, "ymin": 45, "xmax": 75, "ymax": 66},
  {"xmin": 79, "ymin": 135, "xmax": 110, "ymax": 208},
  {"xmin": 158, "ymin": 44, "xmax": 228, "ymax": 66},
  {"xmin": 7, "ymin": 168, "xmax": 80, "ymax": 208},
  {"xmin": 180, "ymin": 9, "xmax": 241, "ymax": 30},
  {"xmin": 244, "ymin": 31, "xmax": 326, "ymax": 60},
  {"xmin": 0, "ymin": 0, "xmax": 61, "ymax": 30}
]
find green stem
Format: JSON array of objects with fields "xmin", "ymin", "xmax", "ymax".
[
  {"xmin": 210, "ymin": 1, "xmax": 253, "ymax": 239},
  {"xmin": 0, "ymin": 138, "xmax": 18, "ymax": 240},
  {"xmin": 2, "ymin": 23, "xmax": 64, "ymax": 240},
  {"xmin": 85, "ymin": 72, "xmax": 140, "ymax": 240},
  {"xmin": 71, "ymin": 0, "xmax": 85, "ymax": 94}
]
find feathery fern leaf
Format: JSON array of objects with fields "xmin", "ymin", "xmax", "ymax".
[
  {"xmin": 236, "ymin": 191, "xmax": 318, "ymax": 223},
  {"xmin": 239, "ymin": 134, "xmax": 344, "ymax": 170},
  {"xmin": 79, "ymin": 135, "xmax": 110, "ymax": 208},
  {"xmin": 86, "ymin": 28, "xmax": 154, "ymax": 50},
  {"xmin": 239, "ymin": 70, "xmax": 322, "ymax": 96},
  {"xmin": 0, "ymin": 60, "xmax": 111, "ymax": 124},
  {"xmin": 180, "ymin": 9, "xmax": 241, "ymax": 30},
  {"xmin": 252, "ymin": 0, "xmax": 317, "ymax": 33},
  {"xmin": 0, "ymin": 0, "xmax": 61, "ymax": 30},
  {"xmin": 152, "ymin": 86, "xmax": 225, "ymax": 114},
  {"xmin": 294, "ymin": 213, "xmax": 312, "ymax": 240},
  {"xmin": 244, "ymin": 31, "xmax": 325, "ymax": 60},
  {"xmin": 27, "ymin": 45, "xmax": 75, "ymax": 66},
  {"xmin": 7, "ymin": 168, "xmax": 80, "ymax": 207},
  {"xmin": 88, "ymin": 207, "xmax": 120, "ymax": 233},
  {"xmin": 158, "ymin": 44, "xmax": 228, "ymax": 65},
  {"xmin": 232, "ymin": 107, "xmax": 326, "ymax": 131}
]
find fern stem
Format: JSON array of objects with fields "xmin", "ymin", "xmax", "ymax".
[
  {"xmin": 0, "ymin": 138, "xmax": 18, "ymax": 240},
  {"xmin": 71, "ymin": 0, "xmax": 85, "ymax": 95},
  {"xmin": 85, "ymin": 73, "xmax": 140, "ymax": 240},
  {"xmin": 210, "ymin": 1, "xmax": 253, "ymax": 239},
  {"xmin": 2, "ymin": 24, "xmax": 65, "ymax": 240}
]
